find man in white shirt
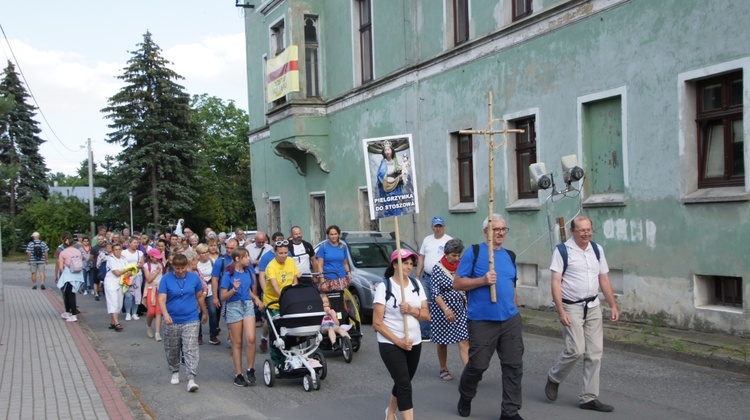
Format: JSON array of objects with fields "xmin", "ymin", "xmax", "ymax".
[
  {"xmin": 246, "ymin": 232, "xmax": 273, "ymax": 272},
  {"xmin": 288, "ymin": 226, "xmax": 317, "ymax": 279},
  {"xmin": 416, "ymin": 216, "xmax": 452, "ymax": 340}
]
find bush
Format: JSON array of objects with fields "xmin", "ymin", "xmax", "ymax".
[{"xmin": 15, "ymin": 193, "xmax": 91, "ymax": 247}]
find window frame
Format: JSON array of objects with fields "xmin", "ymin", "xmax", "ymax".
[
  {"xmin": 270, "ymin": 19, "xmax": 285, "ymax": 57},
  {"xmin": 696, "ymin": 71, "xmax": 744, "ymax": 188},
  {"xmin": 457, "ymin": 132, "xmax": 475, "ymax": 203},
  {"xmin": 512, "ymin": 0, "xmax": 532, "ymax": 21},
  {"xmin": 713, "ymin": 275, "xmax": 743, "ymax": 307},
  {"xmin": 358, "ymin": 0, "xmax": 374, "ymax": 83},
  {"xmin": 304, "ymin": 15, "xmax": 321, "ymax": 97},
  {"xmin": 514, "ymin": 116, "xmax": 537, "ymax": 199},
  {"xmin": 454, "ymin": 0, "xmax": 469, "ymax": 46}
]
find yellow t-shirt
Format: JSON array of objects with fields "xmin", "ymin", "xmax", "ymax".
[{"xmin": 264, "ymin": 257, "xmax": 299, "ymax": 309}]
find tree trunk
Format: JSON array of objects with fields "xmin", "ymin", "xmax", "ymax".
[
  {"xmin": 9, "ymin": 179, "xmax": 16, "ymax": 219},
  {"xmin": 151, "ymin": 167, "xmax": 159, "ymax": 228}
]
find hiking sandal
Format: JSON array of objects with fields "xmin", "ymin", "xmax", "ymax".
[
  {"xmin": 114, "ymin": 323, "xmax": 124, "ymax": 332},
  {"xmin": 439, "ymin": 369, "xmax": 453, "ymax": 381}
]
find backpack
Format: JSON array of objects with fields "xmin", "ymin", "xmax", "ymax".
[
  {"xmin": 384, "ymin": 276, "xmax": 421, "ymax": 308},
  {"xmin": 556, "ymin": 241, "xmax": 600, "ymax": 275},
  {"xmin": 69, "ymin": 252, "xmax": 84, "ymax": 273},
  {"xmin": 470, "ymin": 244, "xmax": 517, "ymax": 282},
  {"xmin": 97, "ymin": 259, "xmax": 108, "ymax": 282},
  {"xmin": 33, "ymin": 242, "xmax": 43, "ymax": 260}
]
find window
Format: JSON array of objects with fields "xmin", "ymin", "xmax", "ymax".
[
  {"xmin": 310, "ymin": 194, "xmax": 326, "ymax": 243},
  {"xmin": 304, "ymin": 16, "xmax": 321, "ymax": 97},
  {"xmin": 270, "ymin": 199, "xmax": 281, "ymax": 234},
  {"xmin": 696, "ymin": 71, "xmax": 743, "ymax": 188},
  {"xmin": 512, "ymin": 0, "xmax": 532, "ymax": 21},
  {"xmin": 515, "ymin": 117, "xmax": 537, "ymax": 199},
  {"xmin": 270, "ymin": 20, "xmax": 285, "ymax": 56},
  {"xmin": 454, "ymin": 0, "xmax": 469, "ymax": 46},
  {"xmin": 458, "ymin": 132, "xmax": 474, "ymax": 203},
  {"xmin": 360, "ymin": 187, "xmax": 379, "ymax": 231},
  {"xmin": 714, "ymin": 276, "xmax": 742, "ymax": 307},
  {"xmin": 358, "ymin": 0, "xmax": 373, "ymax": 83}
]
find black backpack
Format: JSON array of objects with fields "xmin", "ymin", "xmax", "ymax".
[
  {"xmin": 33, "ymin": 242, "xmax": 43, "ymax": 260},
  {"xmin": 470, "ymin": 244, "xmax": 517, "ymax": 282},
  {"xmin": 556, "ymin": 242, "xmax": 600, "ymax": 275},
  {"xmin": 384, "ymin": 276, "xmax": 421, "ymax": 308}
]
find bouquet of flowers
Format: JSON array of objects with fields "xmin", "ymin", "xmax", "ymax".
[{"xmin": 120, "ymin": 264, "xmax": 139, "ymax": 293}]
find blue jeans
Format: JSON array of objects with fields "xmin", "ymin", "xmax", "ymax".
[
  {"xmin": 203, "ymin": 295, "xmax": 220, "ymax": 339},
  {"xmin": 81, "ymin": 269, "xmax": 94, "ymax": 291},
  {"xmin": 123, "ymin": 293, "xmax": 136, "ymax": 315},
  {"xmin": 419, "ymin": 273, "xmax": 432, "ymax": 338}
]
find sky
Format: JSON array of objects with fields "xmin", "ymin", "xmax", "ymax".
[{"xmin": 1, "ymin": 1, "xmax": 249, "ymax": 175}]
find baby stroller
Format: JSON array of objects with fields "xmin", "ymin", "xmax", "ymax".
[
  {"xmin": 263, "ymin": 283, "xmax": 328, "ymax": 392},
  {"xmin": 315, "ymin": 274, "xmax": 363, "ymax": 363}
]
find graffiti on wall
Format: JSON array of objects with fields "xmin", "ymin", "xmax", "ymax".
[{"xmin": 602, "ymin": 218, "xmax": 656, "ymax": 248}]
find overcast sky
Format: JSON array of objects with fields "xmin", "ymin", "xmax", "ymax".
[{"xmin": 1, "ymin": 1, "xmax": 249, "ymax": 175}]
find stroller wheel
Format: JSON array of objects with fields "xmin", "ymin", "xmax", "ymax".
[
  {"xmin": 303, "ymin": 374, "xmax": 313, "ymax": 392},
  {"xmin": 312, "ymin": 351, "xmax": 327, "ymax": 380},
  {"xmin": 342, "ymin": 337, "xmax": 353, "ymax": 363},
  {"xmin": 352, "ymin": 337, "xmax": 361, "ymax": 353},
  {"xmin": 263, "ymin": 359, "xmax": 275, "ymax": 387},
  {"xmin": 312, "ymin": 376, "xmax": 321, "ymax": 391}
]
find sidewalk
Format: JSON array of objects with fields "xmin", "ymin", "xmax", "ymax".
[
  {"xmin": 519, "ymin": 306, "xmax": 750, "ymax": 376},
  {"xmin": 0, "ymin": 283, "xmax": 138, "ymax": 419}
]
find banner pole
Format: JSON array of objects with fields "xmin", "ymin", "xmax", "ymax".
[{"xmin": 394, "ymin": 216, "xmax": 409, "ymax": 340}]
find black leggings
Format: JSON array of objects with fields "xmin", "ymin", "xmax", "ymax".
[
  {"xmin": 62, "ymin": 283, "xmax": 78, "ymax": 315},
  {"xmin": 379, "ymin": 342, "xmax": 422, "ymax": 411}
]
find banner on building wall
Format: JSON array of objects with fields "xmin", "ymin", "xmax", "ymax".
[
  {"xmin": 266, "ymin": 45, "xmax": 299, "ymax": 103},
  {"xmin": 362, "ymin": 134, "xmax": 419, "ymax": 220}
]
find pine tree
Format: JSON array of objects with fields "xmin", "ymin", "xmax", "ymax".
[
  {"xmin": 0, "ymin": 61, "xmax": 49, "ymax": 218},
  {"xmin": 101, "ymin": 32, "xmax": 201, "ymax": 230}
]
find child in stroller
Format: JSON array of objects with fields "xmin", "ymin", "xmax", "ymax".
[
  {"xmin": 263, "ymin": 283, "xmax": 328, "ymax": 391},
  {"xmin": 321, "ymin": 293, "xmax": 352, "ymax": 347}
]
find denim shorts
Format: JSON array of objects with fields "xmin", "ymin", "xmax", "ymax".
[{"xmin": 225, "ymin": 300, "xmax": 255, "ymax": 324}]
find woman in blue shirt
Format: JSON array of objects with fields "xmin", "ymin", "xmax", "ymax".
[
  {"xmin": 315, "ymin": 225, "xmax": 353, "ymax": 289},
  {"xmin": 158, "ymin": 253, "xmax": 207, "ymax": 392},
  {"xmin": 220, "ymin": 247, "xmax": 264, "ymax": 387}
]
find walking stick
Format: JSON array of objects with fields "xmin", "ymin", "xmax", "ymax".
[{"xmin": 394, "ymin": 216, "xmax": 409, "ymax": 339}]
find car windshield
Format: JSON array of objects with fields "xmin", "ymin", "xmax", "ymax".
[{"xmin": 349, "ymin": 242, "xmax": 403, "ymax": 268}]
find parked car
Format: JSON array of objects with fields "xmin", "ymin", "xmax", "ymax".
[{"xmin": 314, "ymin": 231, "xmax": 418, "ymax": 323}]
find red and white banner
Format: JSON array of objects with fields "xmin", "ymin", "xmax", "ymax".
[{"xmin": 266, "ymin": 45, "xmax": 299, "ymax": 103}]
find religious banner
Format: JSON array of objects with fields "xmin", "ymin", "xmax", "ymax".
[
  {"xmin": 362, "ymin": 134, "xmax": 419, "ymax": 220},
  {"xmin": 266, "ymin": 45, "xmax": 299, "ymax": 103}
]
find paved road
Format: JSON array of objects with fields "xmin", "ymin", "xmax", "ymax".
[{"xmin": 2, "ymin": 262, "xmax": 749, "ymax": 419}]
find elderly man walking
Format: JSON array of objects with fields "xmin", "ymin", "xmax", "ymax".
[
  {"xmin": 26, "ymin": 232, "xmax": 50, "ymax": 290},
  {"xmin": 415, "ymin": 216, "xmax": 452, "ymax": 341},
  {"xmin": 545, "ymin": 215, "xmax": 619, "ymax": 412}
]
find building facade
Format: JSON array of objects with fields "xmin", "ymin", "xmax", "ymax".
[{"xmin": 241, "ymin": 0, "xmax": 749, "ymax": 335}]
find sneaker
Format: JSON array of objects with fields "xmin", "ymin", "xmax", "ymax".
[
  {"xmin": 580, "ymin": 399, "xmax": 614, "ymax": 412},
  {"xmin": 155, "ymin": 333, "xmax": 162, "ymax": 342},
  {"xmin": 500, "ymin": 414, "xmax": 524, "ymax": 420},
  {"xmin": 125, "ymin": 314, "xmax": 132, "ymax": 321},
  {"xmin": 40, "ymin": 284, "xmax": 46, "ymax": 290},
  {"xmin": 187, "ymin": 379, "xmax": 199, "ymax": 392},
  {"xmin": 209, "ymin": 336, "xmax": 221, "ymax": 345},
  {"xmin": 61, "ymin": 312, "xmax": 71, "ymax": 319},
  {"xmin": 259, "ymin": 337, "xmax": 268, "ymax": 353},
  {"xmin": 457, "ymin": 396, "xmax": 471, "ymax": 417},
  {"xmin": 198, "ymin": 336, "xmax": 203, "ymax": 345},
  {"xmin": 421, "ymin": 335, "xmax": 431, "ymax": 342},
  {"xmin": 147, "ymin": 326, "xmax": 155, "ymax": 338},
  {"xmin": 246, "ymin": 368, "xmax": 256, "ymax": 385},
  {"xmin": 234, "ymin": 374, "xmax": 249, "ymax": 387},
  {"xmin": 83, "ymin": 290, "xmax": 89, "ymax": 295},
  {"xmin": 132, "ymin": 314, "xmax": 140, "ymax": 320},
  {"xmin": 66, "ymin": 315, "xmax": 78, "ymax": 322},
  {"xmin": 32, "ymin": 285, "xmax": 38, "ymax": 290},
  {"xmin": 170, "ymin": 372, "xmax": 180, "ymax": 385},
  {"xmin": 94, "ymin": 294, "xmax": 100, "ymax": 301},
  {"xmin": 545, "ymin": 376, "xmax": 559, "ymax": 401}
]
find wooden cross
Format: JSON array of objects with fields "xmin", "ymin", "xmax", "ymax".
[{"xmin": 459, "ymin": 91, "xmax": 525, "ymax": 303}]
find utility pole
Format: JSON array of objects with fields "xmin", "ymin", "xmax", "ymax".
[
  {"xmin": 88, "ymin": 138, "xmax": 95, "ymax": 239},
  {"xmin": 0, "ymin": 214, "xmax": 4, "ymax": 302}
]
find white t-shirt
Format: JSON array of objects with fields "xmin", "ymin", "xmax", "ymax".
[
  {"xmin": 550, "ymin": 238, "xmax": 609, "ymax": 308},
  {"xmin": 246, "ymin": 242, "xmax": 273, "ymax": 265},
  {"xmin": 291, "ymin": 242, "xmax": 312, "ymax": 275},
  {"xmin": 373, "ymin": 278, "xmax": 426, "ymax": 345},
  {"xmin": 419, "ymin": 234, "xmax": 452, "ymax": 275},
  {"xmin": 197, "ymin": 260, "xmax": 214, "ymax": 297}
]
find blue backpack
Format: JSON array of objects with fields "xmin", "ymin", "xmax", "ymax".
[
  {"xmin": 97, "ymin": 259, "xmax": 108, "ymax": 282},
  {"xmin": 556, "ymin": 242, "xmax": 600, "ymax": 275}
]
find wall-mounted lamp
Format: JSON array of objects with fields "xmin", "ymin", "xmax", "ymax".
[
  {"xmin": 561, "ymin": 154, "xmax": 585, "ymax": 185},
  {"xmin": 235, "ymin": 0, "xmax": 255, "ymax": 9},
  {"xmin": 529, "ymin": 162, "xmax": 553, "ymax": 192}
]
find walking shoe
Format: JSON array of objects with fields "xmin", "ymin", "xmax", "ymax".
[
  {"xmin": 580, "ymin": 400, "xmax": 614, "ymax": 412},
  {"xmin": 125, "ymin": 314, "xmax": 132, "ymax": 321},
  {"xmin": 500, "ymin": 414, "xmax": 524, "ymax": 420},
  {"xmin": 421, "ymin": 335, "xmax": 431, "ymax": 342},
  {"xmin": 132, "ymin": 314, "xmax": 140, "ymax": 320},
  {"xmin": 147, "ymin": 326, "xmax": 155, "ymax": 338},
  {"xmin": 32, "ymin": 285, "xmax": 38, "ymax": 290},
  {"xmin": 259, "ymin": 337, "xmax": 268, "ymax": 353},
  {"xmin": 40, "ymin": 284, "xmax": 46, "ymax": 290},
  {"xmin": 198, "ymin": 336, "xmax": 203, "ymax": 345},
  {"xmin": 61, "ymin": 312, "xmax": 71, "ymax": 319},
  {"xmin": 187, "ymin": 379, "xmax": 199, "ymax": 392},
  {"xmin": 170, "ymin": 372, "xmax": 180, "ymax": 385},
  {"xmin": 94, "ymin": 294, "xmax": 100, "ymax": 301},
  {"xmin": 155, "ymin": 333, "xmax": 162, "ymax": 342},
  {"xmin": 457, "ymin": 396, "xmax": 472, "ymax": 417},
  {"xmin": 66, "ymin": 315, "xmax": 78, "ymax": 322},
  {"xmin": 83, "ymin": 290, "xmax": 89, "ymax": 295},
  {"xmin": 209, "ymin": 336, "xmax": 221, "ymax": 345},
  {"xmin": 545, "ymin": 376, "xmax": 559, "ymax": 401},
  {"xmin": 234, "ymin": 374, "xmax": 249, "ymax": 387},
  {"xmin": 246, "ymin": 368, "xmax": 256, "ymax": 385}
]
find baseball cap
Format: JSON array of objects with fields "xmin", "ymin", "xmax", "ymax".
[
  {"xmin": 390, "ymin": 248, "xmax": 418, "ymax": 263},
  {"xmin": 147, "ymin": 248, "xmax": 164, "ymax": 260},
  {"xmin": 432, "ymin": 216, "xmax": 445, "ymax": 226}
]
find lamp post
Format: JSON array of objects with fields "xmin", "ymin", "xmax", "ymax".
[
  {"xmin": 87, "ymin": 138, "xmax": 95, "ymax": 239},
  {"xmin": 128, "ymin": 192, "xmax": 134, "ymax": 233}
]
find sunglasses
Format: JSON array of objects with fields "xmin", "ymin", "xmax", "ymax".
[{"xmin": 275, "ymin": 240, "xmax": 289, "ymax": 247}]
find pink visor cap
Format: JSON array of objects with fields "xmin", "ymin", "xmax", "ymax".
[{"xmin": 390, "ymin": 248, "xmax": 418, "ymax": 263}]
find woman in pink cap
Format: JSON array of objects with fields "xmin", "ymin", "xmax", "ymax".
[
  {"xmin": 373, "ymin": 248, "xmax": 430, "ymax": 420},
  {"xmin": 144, "ymin": 247, "xmax": 165, "ymax": 341}
]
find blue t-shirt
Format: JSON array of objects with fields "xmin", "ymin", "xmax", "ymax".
[
  {"xmin": 211, "ymin": 254, "xmax": 235, "ymax": 278},
  {"xmin": 220, "ymin": 267, "xmax": 254, "ymax": 303},
  {"xmin": 455, "ymin": 243, "xmax": 518, "ymax": 322},
  {"xmin": 315, "ymin": 241, "xmax": 349, "ymax": 279},
  {"xmin": 259, "ymin": 251, "xmax": 276, "ymax": 272},
  {"xmin": 158, "ymin": 271, "xmax": 203, "ymax": 324}
]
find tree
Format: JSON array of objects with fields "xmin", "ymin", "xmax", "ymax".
[
  {"xmin": 101, "ymin": 32, "xmax": 202, "ymax": 230},
  {"xmin": 0, "ymin": 61, "xmax": 49, "ymax": 218},
  {"xmin": 15, "ymin": 193, "xmax": 90, "ymax": 247},
  {"xmin": 190, "ymin": 94, "xmax": 255, "ymax": 231}
]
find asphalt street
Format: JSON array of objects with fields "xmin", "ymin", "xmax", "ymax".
[{"xmin": 2, "ymin": 262, "xmax": 749, "ymax": 419}]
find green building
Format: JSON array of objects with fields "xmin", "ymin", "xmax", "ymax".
[{"xmin": 240, "ymin": 0, "xmax": 749, "ymax": 335}]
